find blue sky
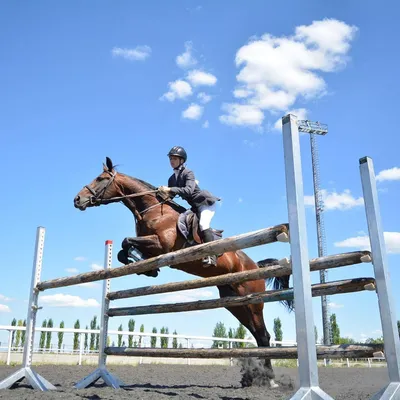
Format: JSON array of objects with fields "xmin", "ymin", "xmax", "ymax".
[{"xmin": 1, "ymin": 0, "xmax": 400, "ymax": 349}]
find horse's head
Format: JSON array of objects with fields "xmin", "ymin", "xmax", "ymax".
[{"xmin": 74, "ymin": 157, "xmax": 120, "ymax": 211}]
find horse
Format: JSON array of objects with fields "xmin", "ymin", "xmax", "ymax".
[{"xmin": 73, "ymin": 157, "xmax": 291, "ymax": 388}]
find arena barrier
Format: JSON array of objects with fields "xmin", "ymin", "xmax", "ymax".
[{"xmin": 1, "ymin": 114, "xmax": 399, "ymax": 400}]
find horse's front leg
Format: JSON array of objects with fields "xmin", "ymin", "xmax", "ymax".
[{"xmin": 118, "ymin": 235, "xmax": 164, "ymax": 277}]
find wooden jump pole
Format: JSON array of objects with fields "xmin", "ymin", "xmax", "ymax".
[
  {"xmin": 107, "ymin": 277, "xmax": 376, "ymax": 317},
  {"xmin": 108, "ymin": 250, "xmax": 372, "ymax": 300},
  {"xmin": 104, "ymin": 343, "xmax": 384, "ymax": 359},
  {"xmin": 37, "ymin": 224, "xmax": 289, "ymax": 291}
]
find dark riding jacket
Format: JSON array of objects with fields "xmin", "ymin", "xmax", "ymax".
[{"xmin": 168, "ymin": 165, "xmax": 220, "ymax": 211}]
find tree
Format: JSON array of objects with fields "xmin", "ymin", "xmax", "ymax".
[
  {"xmin": 90, "ymin": 316, "xmax": 97, "ymax": 350},
  {"xmin": 39, "ymin": 319, "xmax": 47, "ymax": 351},
  {"xmin": 314, "ymin": 325, "xmax": 318, "ymax": 344},
  {"xmin": 366, "ymin": 337, "xmax": 384, "ymax": 344},
  {"xmin": 15, "ymin": 320, "xmax": 23, "ymax": 348},
  {"xmin": 338, "ymin": 337, "xmax": 356, "ymax": 344},
  {"xmin": 73, "ymin": 319, "xmax": 80, "ymax": 351},
  {"xmin": 11, "ymin": 318, "xmax": 16, "ymax": 347},
  {"xmin": 84, "ymin": 326, "xmax": 89, "ymax": 351},
  {"xmin": 172, "ymin": 330, "xmax": 178, "ymax": 349},
  {"xmin": 330, "ymin": 314, "xmax": 340, "ymax": 344},
  {"xmin": 151, "ymin": 327, "xmax": 157, "ymax": 348},
  {"xmin": 273, "ymin": 318, "xmax": 283, "ymax": 346},
  {"xmin": 118, "ymin": 324, "xmax": 123, "ymax": 347},
  {"xmin": 160, "ymin": 327, "xmax": 169, "ymax": 348},
  {"xmin": 235, "ymin": 324, "xmax": 247, "ymax": 348},
  {"xmin": 58, "ymin": 321, "xmax": 64, "ymax": 352},
  {"xmin": 212, "ymin": 322, "xmax": 228, "ymax": 348},
  {"xmin": 21, "ymin": 320, "xmax": 26, "ymax": 347},
  {"xmin": 128, "ymin": 319, "xmax": 135, "ymax": 347},
  {"xmin": 138, "ymin": 324, "xmax": 144, "ymax": 347},
  {"xmin": 46, "ymin": 318, "xmax": 53, "ymax": 350},
  {"xmin": 96, "ymin": 324, "xmax": 100, "ymax": 350}
]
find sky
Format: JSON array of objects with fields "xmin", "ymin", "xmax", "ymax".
[{"xmin": 1, "ymin": 0, "xmax": 400, "ymax": 350}]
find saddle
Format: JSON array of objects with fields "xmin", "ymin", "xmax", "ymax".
[{"xmin": 177, "ymin": 209, "xmax": 223, "ymax": 247}]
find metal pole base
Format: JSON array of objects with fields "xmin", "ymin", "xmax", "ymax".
[
  {"xmin": 74, "ymin": 367, "xmax": 125, "ymax": 389},
  {"xmin": 290, "ymin": 386, "xmax": 334, "ymax": 400},
  {"xmin": 371, "ymin": 382, "xmax": 400, "ymax": 400},
  {"xmin": 0, "ymin": 367, "xmax": 56, "ymax": 391}
]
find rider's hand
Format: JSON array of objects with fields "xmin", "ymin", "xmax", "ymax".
[{"xmin": 158, "ymin": 186, "xmax": 171, "ymax": 195}]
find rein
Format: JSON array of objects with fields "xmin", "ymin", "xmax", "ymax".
[{"xmin": 95, "ymin": 190, "xmax": 159, "ymax": 204}]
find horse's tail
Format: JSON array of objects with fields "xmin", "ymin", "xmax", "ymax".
[{"xmin": 257, "ymin": 258, "xmax": 294, "ymax": 311}]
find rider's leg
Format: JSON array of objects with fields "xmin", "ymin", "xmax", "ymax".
[{"xmin": 198, "ymin": 203, "xmax": 217, "ymax": 267}]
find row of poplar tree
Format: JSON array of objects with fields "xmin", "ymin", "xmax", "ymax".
[{"xmin": 9, "ymin": 316, "xmax": 182, "ymax": 351}]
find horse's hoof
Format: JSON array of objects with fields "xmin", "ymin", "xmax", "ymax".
[
  {"xmin": 117, "ymin": 250, "xmax": 130, "ymax": 265},
  {"xmin": 269, "ymin": 379, "xmax": 279, "ymax": 389}
]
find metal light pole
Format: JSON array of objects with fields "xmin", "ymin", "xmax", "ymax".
[{"xmin": 298, "ymin": 120, "xmax": 331, "ymax": 345}]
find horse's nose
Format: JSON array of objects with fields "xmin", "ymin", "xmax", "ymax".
[{"xmin": 74, "ymin": 195, "xmax": 80, "ymax": 205}]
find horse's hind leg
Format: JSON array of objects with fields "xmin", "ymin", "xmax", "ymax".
[{"xmin": 217, "ymin": 285, "xmax": 278, "ymax": 388}]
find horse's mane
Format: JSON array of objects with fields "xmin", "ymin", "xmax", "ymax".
[{"xmin": 118, "ymin": 171, "xmax": 187, "ymax": 214}]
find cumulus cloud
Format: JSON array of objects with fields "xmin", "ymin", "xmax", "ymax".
[
  {"xmin": 376, "ymin": 167, "xmax": 400, "ymax": 182},
  {"xmin": 66, "ymin": 268, "xmax": 79, "ymax": 274},
  {"xmin": 0, "ymin": 294, "xmax": 12, "ymax": 302},
  {"xmin": 202, "ymin": 120, "xmax": 209, "ymax": 128},
  {"xmin": 176, "ymin": 41, "xmax": 198, "ymax": 68},
  {"xmin": 0, "ymin": 304, "xmax": 11, "ymax": 313},
  {"xmin": 182, "ymin": 103, "xmax": 203, "ymax": 120},
  {"xmin": 197, "ymin": 92, "xmax": 212, "ymax": 104},
  {"xmin": 91, "ymin": 263, "xmax": 103, "ymax": 271},
  {"xmin": 111, "ymin": 45, "xmax": 152, "ymax": 61},
  {"xmin": 74, "ymin": 256, "xmax": 86, "ymax": 262},
  {"xmin": 304, "ymin": 189, "xmax": 363, "ymax": 211},
  {"xmin": 158, "ymin": 289, "xmax": 213, "ymax": 303},
  {"xmin": 219, "ymin": 104, "xmax": 264, "ymax": 126},
  {"xmin": 187, "ymin": 70, "xmax": 217, "ymax": 86},
  {"xmin": 161, "ymin": 80, "xmax": 193, "ymax": 102},
  {"xmin": 220, "ymin": 18, "xmax": 358, "ymax": 127},
  {"xmin": 40, "ymin": 294, "xmax": 100, "ymax": 308},
  {"xmin": 334, "ymin": 232, "xmax": 400, "ymax": 254},
  {"xmin": 274, "ymin": 108, "xmax": 308, "ymax": 131}
]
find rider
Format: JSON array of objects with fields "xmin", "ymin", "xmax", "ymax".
[{"xmin": 158, "ymin": 146, "xmax": 220, "ymax": 267}]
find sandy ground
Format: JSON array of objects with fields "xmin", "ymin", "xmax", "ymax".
[{"xmin": 0, "ymin": 364, "xmax": 390, "ymax": 399}]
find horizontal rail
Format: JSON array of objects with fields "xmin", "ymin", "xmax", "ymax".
[
  {"xmin": 107, "ymin": 277, "xmax": 376, "ymax": 317},
  {"xmin": 104, "ymin": 343, "xmax": 384, "ymax": 359},
  {"xmin": 108, "ymin": 250, "xmax": 371, "ymax": 300},
  {"xmin": 37, "ymin": 224, "xmax": 289, "ymax": 291}
]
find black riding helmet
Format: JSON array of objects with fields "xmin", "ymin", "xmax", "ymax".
[{"xmin": 167, "ymin": 146, "xmax": 187, "ymax": 163}]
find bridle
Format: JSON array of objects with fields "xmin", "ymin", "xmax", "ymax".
[{"xmin": 85, "ymin": 170, "xmax": 165, "ymax": 216}]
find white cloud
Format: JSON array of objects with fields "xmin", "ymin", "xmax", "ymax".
[
  {"xmin": 158, "ymin": 289, "xmax": 213, "ymax": 303},
  {"xmin": 198, "ymin": 92, "xmax": 212, "ymax": 104},
  {"xmin": 187, "ymin": 70, "xmax": 217, "ymax": 86},
  {"xmin": 0, "ymin": 294, "xmax": 12, "ymax": 302},
  {"xmin": 91, "ymin": 263, "xmax": 103, "ymax": 271},
  {"xmin": 220, "ymin": 18, "xmax": 357, "ymax": 127},
  {"xmin": 40, "ymin": 294, "xmax": 100, "ymax": 308},
  {"xmin": 238, "ymin": 198, "xmax": 243, "ymax": 203},
  {"xmin": 74, "ymin": 256, "xmax": 86, "ymax": 262},
  {"xmin": 304, "ymin": 189, "xmax": 364, "ymax": 211},
  {"xmin": 328, "ymin": 302, "xmax": 344, "ymax": 309},
  {"xmin": 219, "ymin": 103, "xmax": 264, "ymax": 126},
  {"xmin": 0, "ymin": 304, "xmax": 11, "ymax": 313},
  {"xmin": 273, "ymin": 108, "xmax": 308, "ymax": 131},
  {"xmin": 161, "ymin": 80, "xmax": 193, "ymax": 102},
  {"xmin": 202, "ymin": 120, "xmax": 209, "ymax": 128},
  {"xmin": 111, "ymin": 45, "xmax": 152, "ymax": 61},
  {"xmin": 66, "ymin": 268, "xmax": 79, "ymax": 274},
  {"xmin": 176, "ymin": 41, "xmax": 198, "ymax": 69},
  {"xmin": 376, "ymin": 167, "xmax": 400, "ymax": 182},
  {"xmin": 334, "ymin": 232, "xmax": 400, "ymax": 254},
  {"xmin": 77, "ymin": 282, "xmax": 100, "ymax": 288},
  {"xmin": 182, "ymin": 103, "xmax": 203, "ymax": 120}
]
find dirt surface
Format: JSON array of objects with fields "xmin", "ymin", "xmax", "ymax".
[{"xmin": 0, "ymin": 364, "xmax": 390, "ymax": 399}]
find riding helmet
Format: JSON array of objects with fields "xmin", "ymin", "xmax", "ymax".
[{"xmin": 167, "ymin": 146, "xmax": 187, "ymax": 162}]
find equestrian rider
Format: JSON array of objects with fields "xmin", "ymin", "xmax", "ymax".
[{"xmin": 158, "ymin": 146, "xmax": 220, "ymax": 267}]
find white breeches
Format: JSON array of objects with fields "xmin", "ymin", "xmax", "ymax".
[{"xmin": 198, "ymin": 203, "xmax": 216, "ymax": 231}]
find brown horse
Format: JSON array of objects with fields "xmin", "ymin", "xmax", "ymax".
[{"xmin": 73, "ymin": 157, "xmax": 290, "ymax": 388}]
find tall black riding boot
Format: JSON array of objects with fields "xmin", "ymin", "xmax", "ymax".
[{"xmin": 201, "ymin": 228, "xmax": 218, "ymax": 267}]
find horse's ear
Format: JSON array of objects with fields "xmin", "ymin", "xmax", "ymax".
[{"xmin": 105, "ymin": 157, "xmax": 114, "ymax": 172}]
